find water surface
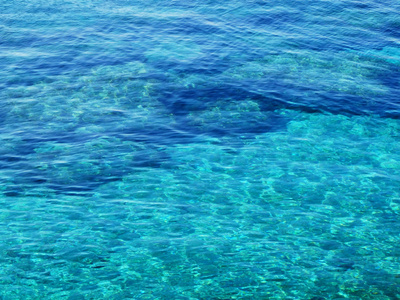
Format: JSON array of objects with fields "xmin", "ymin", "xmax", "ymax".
[{"xmin": 1, "ymin": 0, "xmax": 400, "ymax": 298}]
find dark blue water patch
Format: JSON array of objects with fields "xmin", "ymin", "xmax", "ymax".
[
  {"xmin": 383, "ymin": 18, "xmax": 400, "ymax": 40},
  {"xmin": 2, "ymin": 184, "xmax": 30, "ymax": 197},
  {"xmin": 234, "ymin": 77, "xmax": 400, "ymax": 118},
  {"xmin": 129, "ymin": 72, "xmax": 170, "ymax": 83},
  {"xmin": 45, "ymin": 180, "xmax": 120, "ymax": 196},
  {"xmin": 18, "ymin": 131, "xmax": 99, "ymax": 147},
  {"xmin": 158, "ymin": 83, "xmax": 280, "ymax": 112},
  {"xmin": 152, "ymin": 55, "xmax": 233, "ymax": 76},
  {"xmin": 2, "ymin": 166, "xmax": 113, "ymax": 197},
  {"xmin": 72, "ymin": 52, "xmax": 146, "ymax": 73},
  {"xmin": 16, "ymin": 122, "xmax": 197, "ymax": 149},
  {"xmin": 250, "ymin": 9, "xmax": 303, "ymax": 27},
  {"xmin": 0, "ymin": 131, "xmax": 170, "ymax": 196},
  {"xmin": 158, "ymin": 87, "xmax": 213, "ymax": 114},
  {"xmin": 0, "ymin": 102, "xmax": 7, "ymax": 124},
  {"xmin": 146, "ymin": 81, "xmax": 291, "ymax": 139},
  {"xmin": 0, "ymin": 29, "xmax": 40, "ymax": 48},
  {"xmin": 376, "ymin": 69, "xmax": 400, "ymax": 118},
  {"xmin": 2, "ymin": 52, "xmax": 146, "ymax": 89},
  {"xmin": 116, "ymin": 126, "xmax": 201, "ymax": 146},
  {"xmin": 157, "ymin": 17, "xmax": 227, "ymax": 36},
  {"xmin": 1, "ymin": 21, "xmax": 149, "ymax": 85},
  {"xmin": 327, "ymin": 256, "xmax": 356, "ymax": 271},
  {"xmin": 249, "ymin": 1, "xmax": 395, "ymax": 52},
  {"xmin": 351, "ymin": 46, "xmax": 400, "ymax": 84}
]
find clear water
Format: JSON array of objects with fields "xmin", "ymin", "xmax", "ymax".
[{"xmin": 1, "ymin": 0, "xmax": 400, "ymax": 299}]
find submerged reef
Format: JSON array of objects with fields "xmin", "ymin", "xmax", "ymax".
[{"xmin": 2, "ymin": 45, "xmax": 400, "ymax": 194}]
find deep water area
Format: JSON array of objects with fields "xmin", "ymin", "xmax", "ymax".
[{"xmin": 1, "ymin": 0, "xmax": 400, "ymax": 299}]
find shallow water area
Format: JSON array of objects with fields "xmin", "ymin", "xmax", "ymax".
[{"xmin": 1, "ymin": 0, "xmax": 400, "ymax": 299}]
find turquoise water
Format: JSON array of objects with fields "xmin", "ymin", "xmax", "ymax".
[{"xmin": 1, "ymin": 0, "xmax": 400, "ymax": 298}]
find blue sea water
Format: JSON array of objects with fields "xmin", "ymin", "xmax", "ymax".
[{"xmin": 1, "ymin": 0, "xmax": 400, "ymax": 298}]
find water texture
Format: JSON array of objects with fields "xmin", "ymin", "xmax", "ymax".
[{"xmin": 1, "ymin": 0, "xmax": 400, "ymax": 299}]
